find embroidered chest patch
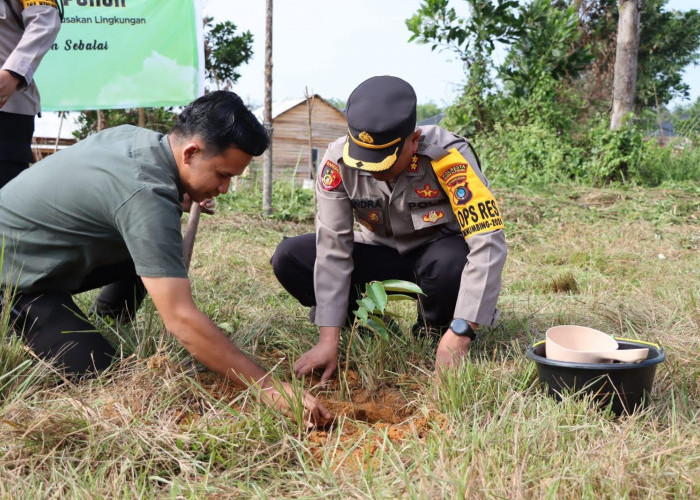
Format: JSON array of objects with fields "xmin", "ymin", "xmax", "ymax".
[
  {"xmin": 320, "ymin": 160, "xmax": 342, "ymax": 191},
  {"xmin": 415, "ymin": 183, "xmax": 440, "ymax": 198},
  {"xmin": 423, "ymin": 210, "xmax": 444, "ymax": 224}
]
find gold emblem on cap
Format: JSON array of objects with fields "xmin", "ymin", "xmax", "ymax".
[{"xmin": 358, "ymin": 131, "xmax": 374, "ymax": 144}]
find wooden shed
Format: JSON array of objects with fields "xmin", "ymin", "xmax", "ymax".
[
  {"xmin": 253, "ymin": 95, "xmax": 347, "ymax": 184},
  {"xmin": 32, "ymin": 112, "xmax": 79, "ymax": 161}
]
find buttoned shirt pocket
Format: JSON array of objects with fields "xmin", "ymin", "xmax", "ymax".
[
  {"xmin": 352, "ymin": 199, "xmax": 386, "ymax": 235},
  {"xmin": 409, "ymin": 201, "xmax": 456, "ymax": 230}
]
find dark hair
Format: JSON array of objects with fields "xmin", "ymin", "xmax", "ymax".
[{"xmin": 171, "ymin": 91, "xmax": 269, "ymax": 156}]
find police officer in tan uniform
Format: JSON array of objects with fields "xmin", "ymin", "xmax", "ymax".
[
  {"xmin": 271, "ymin": 76, "xmax": 507, "ymax": 382},
  {"xmin": 0, "ymin": 0, "xmax": 61, "ymax": 188}
]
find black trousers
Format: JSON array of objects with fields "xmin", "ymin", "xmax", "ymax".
[
  {"xmin": 0, "ymin": 112, "xmax": 34, "ymax": 189},
  {"xmin": 270, "ymin": 233, "xmax": 468, "ymax": 329},
  {"xmin": 8, "ymin": 261, "xmax": 146, "ymax": 375}
]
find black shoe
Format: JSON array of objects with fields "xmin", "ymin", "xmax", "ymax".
[{"xmin": 411, "ymin": 322, "xmax": 442, "ymax": 346}]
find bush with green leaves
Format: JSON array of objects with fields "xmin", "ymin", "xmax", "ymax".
[
  {"xmin": 584, "ymin": 119, "xmax": 645, "ymax": 185},
  {"xmin": 477, "ymin": 120, "xmax": 585, "ymax": 186},
  {"xmin": 217, "ymin": 170, "xmax": 315, "ymax": 222},
  {"xmin": 635, "ymin": 138, "xmax": 700, "ymax": 187}
]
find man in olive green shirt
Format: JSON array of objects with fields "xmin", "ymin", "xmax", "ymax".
[{"xmin": 0, "ymin": 91, "xmax": 330, "ymax": 423}]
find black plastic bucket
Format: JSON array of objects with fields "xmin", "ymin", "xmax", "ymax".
[{"xmin": 526, "ymin": 339, "xmax": 666, "ymax": 415}]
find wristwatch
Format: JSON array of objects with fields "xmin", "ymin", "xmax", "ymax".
[{"xmin": 449, "ymin": 318, "xmax": 476, "ymax": 341}]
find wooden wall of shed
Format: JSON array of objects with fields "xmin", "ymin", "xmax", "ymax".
[{"xmin": 266, "ymin": 100, "xmax": 346, "ymax": 183}]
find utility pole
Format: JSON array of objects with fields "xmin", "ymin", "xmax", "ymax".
[
  {"xmin": 610, "ymin": 0, "xmax": 642, "ymax": 130},
  {"xmin": 262, "ymin": 0, "xmax": 273, "ymax": 215}
]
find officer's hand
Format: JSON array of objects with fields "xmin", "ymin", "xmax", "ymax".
[
  {"xmin": 0, "ymin": 70, "xmax": 20, "ymax": 110},
  {"xmin": 434, "ymin": 328, "xmax": 473, "ymax": 373},
  {"xmin": 293, "ymin": 334, "xmax": 339, "ymax": 385},
  {"xmin": 261, "ymin": 382, "xmax": 332, "ymax": 428},
  {"xmin": 181, "ymin": 193, "xmax": 216, "ymax": 215}
]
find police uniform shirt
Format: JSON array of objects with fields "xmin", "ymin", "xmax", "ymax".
[
  {"xmin": 0, "ymin": 125, "xmax": 188, "ymax": 293},
  {"xmin": 314, "ymin": 125, "xmax": 508, "ymax": 328},
  {"xmin": 0, "ymin": 0, "xmax": 61, "ymax": 116}
]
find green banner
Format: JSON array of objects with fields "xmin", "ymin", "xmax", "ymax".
[{"xmin": 36, "ymin": 0, "xmax": 203, "ymax": 111}]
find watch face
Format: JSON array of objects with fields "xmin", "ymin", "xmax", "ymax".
[
  {"xmin": 450, "ymin": 318, "xmax": 475, "ymax": 340},
  {"xmin": 450, "ymin": 318, "xmax": 469, "ymax": 335}
]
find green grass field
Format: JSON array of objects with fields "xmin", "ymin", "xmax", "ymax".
[{"xmin": 0, "ymin": 181, "xmax": 698, "ymax": 498}]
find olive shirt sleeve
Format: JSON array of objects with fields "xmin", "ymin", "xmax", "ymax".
[
  {"xmin": 1, "ymin": 2, "xmax": 61, "ymax": 87},
  {"xmin": 313, "ymin": 145, "xmax": 355, "ymax": 327},
  {"xmin": 448, "ymin": 137, "xmax": 507, "ymax": 326},
  {"xmin": 113, "ymin": 188, "xmax": 188, "ymax": 279}
]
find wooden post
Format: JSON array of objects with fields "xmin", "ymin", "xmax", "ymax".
[
  {"xmin": 304, "ymin": 87, "xmax": 316, "ymax": 212},
  {"xmin": 182, "ymin": 203, "xmax": 201, "ymax": 271},
  {"xmin": 262, "ymin": 0, "xmax": 273, "ymax": 215},
  {"xmin": 96, "ymin": 110, "xmax": 106, "ymax": 132},
  {"xmin": 53, "ymin": 111, "xmax": 65, "ymax": 154}
]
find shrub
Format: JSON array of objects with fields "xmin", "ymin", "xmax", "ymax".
[
  {"xmin": 635, "ymin": 138, "xmax": 700, "ymax": 187},
  {"xmin": 476, "ymin": 121, "xmax": 585, "ymax": 186},
  {"xmin": 583, "ymin": 120, "xmax": 645, "ymax": 185}
]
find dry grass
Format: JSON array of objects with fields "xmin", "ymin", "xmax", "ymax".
[{"xmin": 0, "ymin": 182, "xmax": 698, "ymax": 497}]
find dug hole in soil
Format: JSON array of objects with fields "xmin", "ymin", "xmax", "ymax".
[{"xmin": 185, "ymin": 363, "xmax": 447, "ymax": 470}]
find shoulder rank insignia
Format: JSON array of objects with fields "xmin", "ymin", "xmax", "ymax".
[
  {"xmin": 415, "ymin": 183, "xmax": 440, "ymax": 198},
  {"xmin": 320, "ymin": 160, "xmax": 342, "ymax": 191},
  {"xmin": 408, "ymin": 155, "xmax": 419, "ymax": 173}
]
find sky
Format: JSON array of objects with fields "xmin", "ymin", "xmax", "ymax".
[{"xmin": 201, "ymin": 0, "xmax": 700, "ymax": 109}]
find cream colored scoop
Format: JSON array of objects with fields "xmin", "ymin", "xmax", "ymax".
[{"xmin": 545, "ymin": 325, "xmax": 649, "ymax": 364}]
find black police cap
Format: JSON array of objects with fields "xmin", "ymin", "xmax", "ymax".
[{"xmin": 343, "ymin": 76, "xmax": 417, "ymax": 172}]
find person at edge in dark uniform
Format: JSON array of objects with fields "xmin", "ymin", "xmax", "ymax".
[
  {"xmin": 0, "ymin": 91, "xmax": 330, "ymax": 425},
  {"xmin": 0, "ymin": 0, "xmax": 62, "ymax": 188},
  {"xmin": 271, "ymin": 75, "xmax": 507, "ymax": 384}
]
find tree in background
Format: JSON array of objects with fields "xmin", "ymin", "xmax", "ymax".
[
  {"xmin": 407, "ymin": 0, "xmax": 520, "ymax": 135},
  {"xmin": 74, "ymin": 107, "xmax": 178, "ymax": 140},
  {"xmin": 501, "ymin": 0, "xmax": 592, "ymax": 100},
  {"xmin": 408, "ymin": 0, "xmax": 700, "ymax": 133},
  {"xmin": 573, "ymin": 0, "xmax": 700, "ymax": 117},
  {"xmin": 497, "ymin": 0, "xmax": 592, "ymax": 132},
  {"xmin": 610, "ymin": 0, "xmax": 642, "ymax": 131},
  {"xmin": 203, "ymin": 17, "xmax": 254, "ymax": 91},
  {"xmin": 407, "ymin": 0, "xmax": 700, "ymax": 186},
  {"xmin": 417, "ymin": 102, "xmax": 445, "ymax": 123},
  {"xmin": 75, "ymin": 18, "xmax": 255, "ymax": 139}
]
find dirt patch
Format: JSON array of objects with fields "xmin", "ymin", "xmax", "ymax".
[
  {"xmin": 304, "ymin": 371, "xmax": 447, "ymax": 471},
  {"xmin": 166, "ymin": 365, "xmax": 445, "ymax": 471},
  {"xmin": 306, "ymin": 399, "xmax": 447, "ymax": 471},
  {"xmin": 578, "ymin": 191, "xmax": 625, "ymax": 208}
]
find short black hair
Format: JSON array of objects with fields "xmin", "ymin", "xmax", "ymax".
[{"xmin": 171, "ymin": 91, "xmax": 269, "ymax": 157}]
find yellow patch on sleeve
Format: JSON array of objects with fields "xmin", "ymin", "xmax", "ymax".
[
  {"xmin": 431, "ymin": 148, "xmax": 504, "ymax": 240},
  {"xmin": 22, "ymin": 0, "xmax": 58, "ymax": 8}
]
